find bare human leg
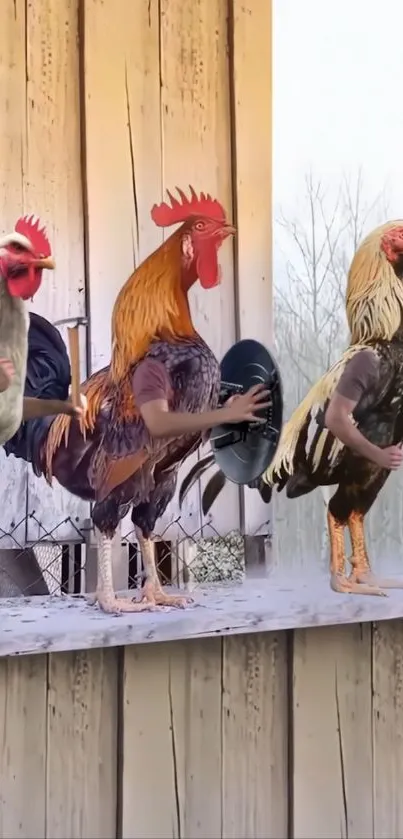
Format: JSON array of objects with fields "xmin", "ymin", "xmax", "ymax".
[
  {"xmin": 135, "ymin": 526, "xmax": 193, "ymax": 608},
  {"xmin": 348, "ymin": 510, "xmax": 403, "ymax": 592},
  {"xmin": 94, "ymin": 528, "xmax": 157, "ymax": 614},
  {"xmin": 328, "ymin": 509, "xmax": 384, "ymax": 595}
]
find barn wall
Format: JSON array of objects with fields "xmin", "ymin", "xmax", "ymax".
[
  {"xmin": 0, "ymin": 0, "xmax": 272, "ymax": 548},
  {"xmin": 1, "ymin": 621, "xmax": 402, "ymax": 838}
]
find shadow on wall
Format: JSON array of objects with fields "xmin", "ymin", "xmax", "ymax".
[{"xmin": 0, "ymin": 549, "xmax": 49, "ymax": 597}]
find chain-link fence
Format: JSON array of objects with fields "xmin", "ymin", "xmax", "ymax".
[{"xmin": 0, "ymin": 510, "xmax": 272, "ymax": 601}]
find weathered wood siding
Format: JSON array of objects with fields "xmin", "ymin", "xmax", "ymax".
[
  {"xmin": 1, "ymin": 621, "xmax": 402, "ymax": 838},
  {"xmin": 0, "ymin": 0, "xmax": 272, "ymax": 547}
]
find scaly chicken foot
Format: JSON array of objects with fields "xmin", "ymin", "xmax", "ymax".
[
  {"xmin": 348, "ymin": 510, "xmax": 403, "ymax": 592},
  {"xmin": 140, "ymin": 578, "xmax": 193, "ymax": 608},
  {"xmin": 96, "ymin": 593, "xmax": 159, "ymax": 615},
  {"xmin": 135, "ymin": 527, "xmax": 193, "ymax": 609},
  {"xmin": 328, "ymin": 509, "xmax": 385, "ymax": 596},
  {"xmin": 94, "ymin": 529, "xmax": 161, "ymax": 615}
]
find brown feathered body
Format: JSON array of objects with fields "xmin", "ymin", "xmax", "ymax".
[
  {"xmin": 6, "ymin": 210, "xmax": 232, "ymax": 543},
  {"xmin": 263, "ymin": 338, "xmax": 403, "ymax": 523},
  {"xmin": 47, "ymin": 336, "xmax": 220, "ymax": 537}
]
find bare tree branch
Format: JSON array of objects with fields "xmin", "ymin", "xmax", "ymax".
[{"xmin": 275, "ymin": 170, "xmax": 389, "ymax": 403}]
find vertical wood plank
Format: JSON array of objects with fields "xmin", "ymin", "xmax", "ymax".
[
  {"xmin": 293, "ymin": 624, "xmax": 373, "ymax": 839},
  {"xmin": 121, "ymin": 638, "xmax": 223, "ymax": 839},
  {"xmin": 0, "ymin": 655, "xmax": 47, "ymax": 837},
  {"xmin": 122, "ymin": 643, "xmax": 184, "ymax": 839},
  {"xmin": 177, "ymin": 638, "xmax": 223, "ymax": 838},
  {"xmin": 373, "ymin": 620, "xmax": 403, "ymax": 838},
  {"xmin": 160, "ymin": 0, "xmax": 240, "ymax": 537},
  {"xmin": 83, "ymin": 0, "xmax": 163, "ymax": 540},
  {"xmin": 0, "ymin": 0, "xmax": 29, "ymax": 547},
  {"xmin": 46, "ymin": 648, "xmax": 118, "ymax": 838},
  {"xmin": 83, "ymin": 0, "xmax": 162, "ymax": 374},
  {"xmin": 22, "ymin": 0, "xmax": 89, "ymax": 543},
  {"xmin": 222, "ymin": 632, "xmax": 288, "ymax": 838},
  {"xmin": 230, "ymin": 0, "xmax": 273, "ymax": 535}
]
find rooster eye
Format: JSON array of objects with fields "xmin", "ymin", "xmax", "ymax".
[
  {"xmin": 194, "ymin": 221, "xmax": 206, "ymax": 231},
  {"xmin": 12, "ymin": 243, "xmax": 25, "ymax": 253}
]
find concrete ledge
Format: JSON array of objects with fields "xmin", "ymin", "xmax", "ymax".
[{"xmin": 1, "ymin": 576, "xmax": 403, "ymax": 656}]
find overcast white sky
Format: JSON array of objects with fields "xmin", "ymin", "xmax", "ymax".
[{"xmin": 274, "ymin": 0, "xmax": 403, "ymax": 217}]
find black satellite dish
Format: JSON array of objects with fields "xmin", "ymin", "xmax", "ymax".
[{"xmin": 211, "ymin": 338, "xmax": 283, "ymax": 485}]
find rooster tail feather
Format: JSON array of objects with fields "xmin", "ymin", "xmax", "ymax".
[
  {"xmin": 44, "ymin": 366, "xmax": 109, "ymax": 481},
  {"xmin": 263, "ymin": 344, "xmax": 368, "ymax": 487},
  {"xmin": 201, "ymin": 470, "xmax": 227, "ymax": 516},
  {"xmin": 248, "ymin": 476, "xmax": 273, "ymax": 504},
  {"xmin": 178, "ymin": 452, "xmax": 215, "ymax": 509}
]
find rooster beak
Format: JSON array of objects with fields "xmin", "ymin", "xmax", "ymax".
[
  {"xmin": 223, "ymin": 224, "xmax": 236, "ymax": 236},
  {"xmin": 35, "ymin": 256, "xmax": 55, "ymax": 270}
]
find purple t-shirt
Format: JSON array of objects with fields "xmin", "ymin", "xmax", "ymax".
[
  {"xmin": 132, "ymin": 358, "xmax": 172, "ymax": 406},
  {"xmin": 336, "ymin": 350, "xmax": 380, "ymax": 402}
]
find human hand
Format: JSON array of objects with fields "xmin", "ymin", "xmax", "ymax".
[
  {"xmin": 374, "ymin": 445, "xmax": 403, "ymax": 471},
  {"xmin": 0, "ymin": 358, "xmax": 15, "ymax": 392},
  {"xmin": 221, "ymin": 383, "xmax": 270, "ymax": 424},
  {"xmin": 68, "ymin": 393, "xmax": 88, "ymax": 417}
]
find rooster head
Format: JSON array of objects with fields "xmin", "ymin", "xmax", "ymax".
[
  {"xmin": 0, "ymin": 215, "xmax": 54, "ymax": 301},
  {"xmin": 380, "ymin": 224, "xmax": 403, "ymax": 272},
  {"xmin": 346, "ymin": 219, "xmax": 403, "ymax": 343},
  {"xmin": 151, "ymin": 186, "xmax": 235, "ymax": 290}
]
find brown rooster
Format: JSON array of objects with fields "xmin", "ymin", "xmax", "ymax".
[
  {"xmin": 0, "ymin": 215, "xmax": 82, "ymax": 446},
  {"xmin": 5, "ymin": 187, "xmax": 267, "ymax": 614}
]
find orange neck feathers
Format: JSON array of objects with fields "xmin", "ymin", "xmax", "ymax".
[{"xmin": 109, "ymin": 229, "xmax": 197, "ymax": 383}]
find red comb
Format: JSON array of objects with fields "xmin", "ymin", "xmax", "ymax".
[
  {"xmin": 14, "ymin": 215, "xmax": 51, "ymax": 257},
  {"xmin": 151, "ymin": 185, "xmax": 226, "ymax": 228}
]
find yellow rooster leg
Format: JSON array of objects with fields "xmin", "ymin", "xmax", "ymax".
[
  {"xmin": 94, "ymin": 529, "xmax": 157, "ymax": 615},
  {"xmin": 135, "ymin": 527, "xmax": 193, "ymax": 609},
  {"xmin": 328, "ymin": 509, "xmax": 383, "ymax": 596},
  {"xmin": 348, "ymin": 510, "xmax": 403, "ymax": 592},
  {"xmin": 328, "ymin": 509, "xmax": 350, "ymax": 593}
]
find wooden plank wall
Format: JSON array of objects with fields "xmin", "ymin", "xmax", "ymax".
[
  {"xmin": 231, "ymin": 0, "xmax": 272, "ymax": 536},
  {"xmin": 1, "ymin": 621, "xmax": 403, "ymax": 838},
  {"xmin": 0, "ymin": 0, "xmax": 89, "ymax": 548},
  {"xmin": 0, "ymin": 0, "xmax": 272, "ymax": 546},
  {"xmin": 25, "ymin": 0, "xmax": 88, "ymax": 544}
]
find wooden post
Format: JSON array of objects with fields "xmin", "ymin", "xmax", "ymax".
[{"xmin": 230, "ymin": 0, "xmax": 273, "ymax": 536}]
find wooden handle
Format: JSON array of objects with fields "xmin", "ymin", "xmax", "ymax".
[{"xmin": 67, "ymin": 325, "xmax": 81, "ymax": 408}]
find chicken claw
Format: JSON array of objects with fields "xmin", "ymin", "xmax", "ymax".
[
  {"xmin": 95, "ymin": 592, "xmax": 161, "ymax": 615},
  {"xmin": 140, "ymin": 580, "xmax": 193, "ymax": 609},
  {"xmin": 351, "ymin": 569, "xmax": 403, "ymax": 590},
  {"xmin": 330, "ymin": 573, "xmax": 387, "ymax": 597}
]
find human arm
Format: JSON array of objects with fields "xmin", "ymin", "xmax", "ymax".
[
  {"xmin": 22, "ymin": 396, "xmax": 84, "ymax": 421},
  {"xmin": 133, "ymin": 359, "xmax": 269, "ymax": 439},
  {"xmin": 324, "ymin": 351, "xmax": 403, "ymax": 470},
  {"xmin": 325, "ymin": 392, "xmax": 387, "ymax": 464}
]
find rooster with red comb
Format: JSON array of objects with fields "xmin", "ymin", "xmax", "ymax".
[
  {"xmin": 5, "ymin": 187, "xmax": 268, "ymax": 614},
  {"xmin": 0, "ymin": 215, "xmax": 84, "ymax": 447}
]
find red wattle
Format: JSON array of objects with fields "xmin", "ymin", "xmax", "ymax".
[
  {"xmin": 196, "ymin": 245, "xmax": 220, "ymax": 289},
  {"xmin": 6, "ymin": 267, "xmax": 43, "ymax": 300}
]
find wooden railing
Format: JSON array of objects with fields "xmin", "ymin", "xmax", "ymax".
[{"xmin": 0, "ymin": 577, "xmax": 402, "ymax": 838}]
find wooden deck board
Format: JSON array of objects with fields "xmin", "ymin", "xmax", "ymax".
[{"xmin": 1, "ymin": 575, "xmax": 403, "ymax": 656}]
